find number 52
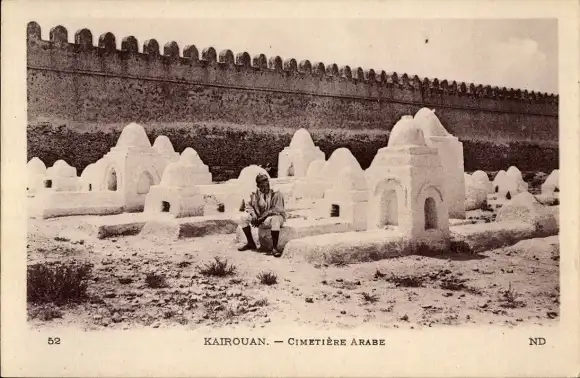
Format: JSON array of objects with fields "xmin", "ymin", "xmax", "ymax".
[{"xmin": 48, "ymin": 337, "xmax": 61, "ymax": 345}]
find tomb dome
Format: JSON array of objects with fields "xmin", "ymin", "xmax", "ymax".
[
  {"xmin": 494, "ymin": 170, "xmax": 506, "ymax": 182},
  {"xmin": 153, "ymin": 135, "xmax": 175, "ymax": 154},
  {"xmin": 472, "ymin": 170, "xmax": 490, "ymax": 183},
  {"xmin": 387, "ymin": 115, "xmax": 427, "ymax": 147},
  {"xmin": 414, "ymin": 108, "xmax": 450, "ymax": 137},
  {"xmin": 544, "ymin": 169, "xmax": 559, "ymax": 186},
  {"xmin": 160, "ymin": 162, "xmax": 198, "ymax": 187},
  {"xmin": 180, "ymin": 147, "xmax": 203, "ymax": 165},
  {"xmin": 289, "ymin": 128, "xmax": 316, "ymax": 149},
  {"xmin": 48, "ymin": 160, "xmax": 76, "ymax": 177},
  {"xmin": 80, "ymin": 163, "xmax": 96, "ymax": 179},
  {"xmin": 506, "ymin": 166, "xmax": 523, "ymax": 180},
  {"xmin": 306, "ymin": 159, "xmax": 325, "ymax": 178},
  {"xmin": 334, "ymin": 165, "xmax": 368, "ymax": 191},
  {"xmin": 324, "ymin": 148, "xmax": 361, "ymax": 177},
  {"xmin": 27, "ymin": 157, "xmax": 46, "ymax": 174},
  {"xmin": 238, "ymin": 165, "xmax": 270, "ymax": 184},
  {"xmin": 116, "ymin": 122, "xmax": 151, "ymax": 148}
]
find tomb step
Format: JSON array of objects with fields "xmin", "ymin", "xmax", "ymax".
[
  {"xmin": 140, "ymin": 214, "xmax": 239, "ymax": 240},
  {"xmin": 282, "ymin": 230, "xmax": 407, "ymax": 265},
  {"xmin": 253, "ymin": 217, "xmax": 353, "ymax": 250},
  {"xmin": 77, "ymin": 213, "xmax": 152, "ymax": 239},
  {"xmin": 449, "ymin": 221, "xmax": 537, "ymax": 253}
]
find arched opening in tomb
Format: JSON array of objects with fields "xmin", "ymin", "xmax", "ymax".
[
  {"xmin": 554, "ymin": 187, "xmax": 559, "ymax": 193},
  {"xmin": 161, "ymin": 201, "xmax": 170, "ymax": 212},
  {"xmin": 88, "ymin": 184, "xmax": 92, "ymax": 191},
  {"xmin": 136, "ymin": 171, "xmax": 154, "ymax": 194},
  {"xmin": 424, "ymin": 197, "xmax": 438, "ymax": 230},
  {"xmin": 287, "ymin": 163, "xmax": 295, "ymax": 177},
  {"xmin": 505, "ymin": 191, "xmax": 511, "ymax": 200},
  {"xmin": 44, "ymin": 179, "xmax": 52, "ymax": 188},
  {"xmin": 107, "ymin": 168, "xmax": 118, "ymax": 191},
  {"xmin": 495, "ymin": 186, "xmax": 499, "ymax": 193},
  {"xmin": 330, "ymin": 204, "xmax": 340, "ymax": 217},
  {"xmin": 378, "ymin": 189, "xmax": 398, "ymax": 228}
]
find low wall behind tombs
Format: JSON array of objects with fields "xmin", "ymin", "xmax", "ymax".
[{"xmin": 27, "ymin": 23, "xmax": 559, "ymax": 181}]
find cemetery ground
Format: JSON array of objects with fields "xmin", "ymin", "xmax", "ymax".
[{"xmin": 27, "ymin": 210, "xmax": 559, "ymax": 331}]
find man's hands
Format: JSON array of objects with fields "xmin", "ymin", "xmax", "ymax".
[
  {"xmin": 251, "ymin": 215, "xmax": 266, "ymax": 227},
  {"xmin": 250, "ymin": 211, "xmax": 272, "ymax": 227}
]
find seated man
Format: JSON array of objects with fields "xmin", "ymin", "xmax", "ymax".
[{"xmin": 237, "ymin": 173, "xmax": 286, "ymax": 257}]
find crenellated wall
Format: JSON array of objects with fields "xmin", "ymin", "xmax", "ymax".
[{"xmin": 27, "ymin": 22, "xmax": 559, "ymax": 181}]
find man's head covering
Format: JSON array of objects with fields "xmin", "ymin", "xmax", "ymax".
[{"xmin": 255, "ymin": 173, "xmax": 269, "ymax": 184}]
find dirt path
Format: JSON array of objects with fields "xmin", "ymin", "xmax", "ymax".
[{"xmin": 27, "ymin": 216, "xmax": 559, "ymax": 331}]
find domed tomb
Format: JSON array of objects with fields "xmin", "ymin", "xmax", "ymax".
[
  {"xmin": 414, "ymin": 108, "xmax": 450, "ymax": 137},
  {"xmin": 289, "ymin": 128, "xmax": 316, "ymax": 150},
  {"xmin": 464, "ymin": 173, "xmax": 488, "ymax": 210},
  {"xmin": 290, "ymin": 159, "xmax": 328, "ymax": 202},
  {"xmin": 387, "ymin": 116, "xmax": 427, "ymax": 147},
  {"xmin": 160, "ymin": 162, "xmax": 198, "ymax": 188},
  {"xmin": 28, "ymin": 157, "xmax": 46, "ymax": 175},
  {"xmin": 47, "ymin": 160, "xmax": 77, "ymax": 178},
  {"xmin": 541, "ymin": 169, "xmax": 559, "ymax": 195},
  {"xmin": 413, "ymin": 109, "xmax": 465, "ymax": 219},
  {"xmin": 153, "ymin": 135, "xmax": 179, "ymax": 162},
  {"xmin": 278, "ymin": 128, "xmax": 325, "ymax": 178},
  {"xmin": 27, "ymin": 157, "xmax": 47, "ymax": 195},
  {"xmin": 43, "ymin": 160, "xmax": 80, "ymax": 192},
  {"xmin": 116, "ymin": 122, "xmax": 151, "ymax": 149},
  {"xmin": 471, "ymin": 170, "xmax": 493, "ymax": 194},
  {"xmin": 322, "ymin": 148, "xmax": 361, "ymax": 181},
  {"xmin": 506, "ymin": 166, "xmax": 524, "ymax": 181},
  {"xmin": 178, "ymin": 147, "xmax": 212, "ymax": 184},
  {"xmin": 492, "ymin": 170, "xmax": 506, "ymax": 193},
  {"xmin": 144, "ymin": 161, "xmax": 205, "ymax": 218},
  {"xmin": 319, "ymin": 164, "xmax": 370, "ymax": 231}
]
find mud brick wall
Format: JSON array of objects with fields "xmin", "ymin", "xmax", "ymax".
[{"xmin": 27, "ymin": 22, "xmax": 559, "ymax": 181}]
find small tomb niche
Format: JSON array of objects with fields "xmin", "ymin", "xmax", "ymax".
[
  {"xmin": 107, "ymin": 168, "xmax": 118, "ymax": 191},
  {"xmin": 330, "ymin": 204, "xmax": 340, "ymax": 217},
  {"xmin": 161, "ymin": 201, "xmax": 170, "ymax": 212},
  {"xmin": 44, "ymin": 179, "xmax": 53, "ymax": 188},
  {"xmin": 136, "ymin": 171, "xmax": 154, "ymax": 194},
  {"xmin": 424, "ymin": 197, "xmax": 438, "ymax": 230},
  {"xmin": 379, "ymin": 189, "xmax": 399, "ymax": 227}
]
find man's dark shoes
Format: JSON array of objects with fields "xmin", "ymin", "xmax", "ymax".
[
  {"xmin": 238, "ymin": 226, "xmax": 256, "ymax": 251},
  {"xmin": 238, "ymin": 243, "xmax": 256, "ymax": 251}
]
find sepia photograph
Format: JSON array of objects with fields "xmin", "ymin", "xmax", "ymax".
[{"xmin": 2, "ymin": 0, "xmax": 579, "ymax": 377}]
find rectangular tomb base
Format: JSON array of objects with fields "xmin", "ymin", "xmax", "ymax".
[
  {"xmin": 30, "ymin": 192, "xmax": 124, "ymax": 219},
  {"xmin": 256, "ymin": 217, "xmax": 353, "ymax": 251},
  {"xmin": 139, "ymin": 213, "xmax": 239, "ymax": 240},
  {"xmin": 77, "ymin": 213, "xmax": 152, "ymax": 239},
  {"xmin": 449, "ymin": 220, "xmax": 536, "ymax": 253},
  {"xmin": 281, "ymin": 229, "xmax": 410, "ymax": 265}
]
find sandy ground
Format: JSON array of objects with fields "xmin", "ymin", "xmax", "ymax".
[{"xmin": 27, "ymin": 212, "xmax": 560, "ymax": 331}]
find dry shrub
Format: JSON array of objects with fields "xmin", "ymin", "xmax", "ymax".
[
  {"xmin": 499, "ymin": 283, "xmax": 526, "ymax": 308},
  {"xmin": 145, "ymin": 273, "xmax": 169, "ymax": 288},
  {"xmin": 386, "ymin": 273, "xmax": 426, "ymax": 288},
  {"xmin": 27, "ymin": 261, "xmax": 92, "ymax": 305},
  {"xmin": 360, "ymin": 292, "xmax": 379, "ymax": 303},
  {"xmin": 198, "ymin": 257, "xmax": 237, "ymax": 277},
  {"xmin": 28, "ymin": 304, "xmax": 64, "ymax": 321},
  {"xmin": 257, "ymin": 271, "xmax": 278, "ymax": 285}
]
